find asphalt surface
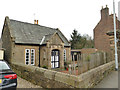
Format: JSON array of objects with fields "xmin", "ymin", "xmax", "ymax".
[
  {"xmin": 17, "ymin": 76, "xmax": 42, "ymax": 88},
  {"xmin": 94, "ymin": 70, "xmax": 118, "ymax": 88}
]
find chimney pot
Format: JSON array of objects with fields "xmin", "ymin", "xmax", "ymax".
[
  {"xmin": 37, "ymin": 20, "xmax": 38, "ymax": 24},
  {"xmin": 106, "ymin": 5, "xmax": 108, "ymax": 8},
  {"xmin": 102, "ymin": 6, "xmax": 103, "ymax": 9},
  {"xmin": 34, "ymin": 20, "xmax": 37, "ymax": 24}
]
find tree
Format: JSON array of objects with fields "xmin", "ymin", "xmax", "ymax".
[
  {"xmin": 70, "ymin": 30, "xmax": 94, "ymax": 49},
  {"xmin": 82, "ymin": 34, "xmax": 94, "ymax": 48},
  {"xmin": 70, "ymin": 29, "xmax": 82, "ymax": 49}
]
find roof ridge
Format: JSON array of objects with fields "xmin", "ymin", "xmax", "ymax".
[{"xmin": 10, "ymin": 19, "xmax": 57, "ymax": 31}]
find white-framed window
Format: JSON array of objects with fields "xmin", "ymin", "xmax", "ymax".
[
  {"xmin": 25, "ymin": 49, "xmax": 30, "ymax": 65},
  {"xmin": 31, "ymin": 49, "xmax": 35, "ymax": 65},
  {"xmin": 64, "ymin": 49, "xmax": 66, "ymax": 62},
  {"xmin": 25, "ymin": 49, "xmax": 35, "ymax": 65},
  {"xmin": 51, "ymin": 50, "xmax": 59, "ymax": 68}
]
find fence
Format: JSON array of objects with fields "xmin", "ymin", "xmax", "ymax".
[{"xmin": 70, "ymin": 52, "xmax": 112, "ymax": 75}]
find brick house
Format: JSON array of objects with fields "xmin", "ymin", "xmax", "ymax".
[
  {"xmin": 94, "ymin": 5, "xmax": 120, "ymax": 52},
  {"xmin": 1, "ymin": 16, "xmax": 71, "ymax": 69},
  {"xmin": 106, "ymin": 30, "xmax": 120, "ymax": 62}
]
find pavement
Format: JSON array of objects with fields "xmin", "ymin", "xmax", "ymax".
[
  {"xmin": 17, "ymin": 76, "xmax": 42, "ymax": 88},
  {"xmin": 94, "ymin": 70, "xmax": 118, "ymax": 88}
]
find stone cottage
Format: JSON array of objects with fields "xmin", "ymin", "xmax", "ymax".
[
  {"xmin": 1, "ymin": 16, "xmax": 71, "ymax": 69},
  {"xmin": 94, "ymin": 5, "xmax": 120, "ymax": 52}
]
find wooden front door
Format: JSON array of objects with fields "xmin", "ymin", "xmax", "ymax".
[{"xmin": 51, "ymin": 50, "xmax": 60, "ymax": 68}]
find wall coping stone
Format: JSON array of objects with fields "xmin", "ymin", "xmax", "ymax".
[{"xmin": 11, "ymin": 61, "xmax": 115, "ymax": 88}]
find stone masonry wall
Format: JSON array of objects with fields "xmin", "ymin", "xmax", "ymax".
[
  {"xmin": 11, "ymin": 61, "xmax": 115, "ymax": 88},
  {"xmin": 2, "ymin": 17, "xmax": 13, "ymax": 63}
]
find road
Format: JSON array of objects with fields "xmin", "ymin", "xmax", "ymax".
[
  {"xmin": 94, "ymin": 70, "xmax": 118, "ymax": 88},
  {"xmin": 17, "ymin": 76, "xmax": 42, "ymax": 88}
]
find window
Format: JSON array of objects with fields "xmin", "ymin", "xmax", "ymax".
[
  {"xmin": 31, "ymin": 49, "xmax": 35, "ymax": 65},
  {"xmin": 51, "ymin": 50, "xmax": 59, "ymax": 68},
  {"xmin": 25, "ymin": 49, "xmax": 35, "ymax": 65},
  {"xmin": 64, "ymin": 49, "xmax": 66, "ymax": 62},
  {"xmin": 25, "ymin": 49, "xmax": 30, "ymax": 65}
]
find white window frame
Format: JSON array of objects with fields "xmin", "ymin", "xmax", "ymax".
[
  {"xmin": 64, "ymin": 49, "xmax": 66, "ymax": 62},
  {"xmin": 25, "ymin": 49, "xmax": 35, "ymax": 65},
  {"xmin": 25, "ymin": 49, "xmax": 30, "ymax": 65},
  {"xmin": 31, "ymin": 49, "xmax": 35, "ymax": 65}
]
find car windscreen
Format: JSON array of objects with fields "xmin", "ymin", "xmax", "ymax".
[{"xmin": 0, "ymin": 61, "xmax": 10, "ymax": 70}]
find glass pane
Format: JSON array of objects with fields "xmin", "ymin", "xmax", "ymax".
[
  {"xmin": 31, "ymin": 62, "xmax": 33, "ymax": 64},
  {"xmin": 55, "ymin": 62, "xmax": 59, "ymax": 68},
  {"xmin": 26, "ymin": 62, "xmax": 28, "ymax": 65},
  {"xmin": 26, "ymin": 56, "xmax": 29, "ymax": 58},
  {"xmin": 51, "ymin": 63, "xmax": 54, "ymax": 68},
  {"xmin": 26, "ymin": 53, "xmax": 29, "ymax": 55},
  {"xmin": 31, "ymin": 56, "xmax": 34, "ymax": 59},
  {"xmin": 56, "ymin": 51, "xmax": 58, "ymax": 56},
  {"xmin": 55, "ymin": 56, "xmax": 58, "ymax": 61},
  {"xmin": 26, "ymin": 59, "xmax": 29, "ymax": 61}
]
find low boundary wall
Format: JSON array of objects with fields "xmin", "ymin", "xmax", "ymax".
[{"xmin": 11, "ymin": 61, "xmax": 115, "ymax": 88}]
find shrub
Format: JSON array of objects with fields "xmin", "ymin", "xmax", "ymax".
[{"xmin": 42, "ymin": 65, "xmax": 48, "ymax": 69}]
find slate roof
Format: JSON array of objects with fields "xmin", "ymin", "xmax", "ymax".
[{"xmin": 7, "ymin": 18, "xmax": 70, "ymax": 46}]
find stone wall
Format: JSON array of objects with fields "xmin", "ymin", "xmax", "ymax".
[
  {"xmin": 0, "ymin": 39, "xmax": 2, "ymax": 48},
  {"xmin": 1, "ymin": 17, "xmax": 13, "ymax": 63},
  {"xmin": 11, "ymin": 61, "xmax": 115, "ymax": 88},
  {"xmin": 12, "ymin": 44, "xmax": 40, "ymax": 66}
]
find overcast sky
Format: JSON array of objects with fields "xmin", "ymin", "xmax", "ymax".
[{"xmin": 0, "ymin": 0, "xmax": 119, "ymax": 40}]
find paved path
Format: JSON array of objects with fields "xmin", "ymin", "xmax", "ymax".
[
  {"xmin": 94, "ymin": 70, "xmax": 118, "ymax": 88},
  {"xmin": 17, "ymin": 76, "xmax": 42, "ymax": 88}
]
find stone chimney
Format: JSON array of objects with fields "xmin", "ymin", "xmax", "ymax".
[{"xmin": 101, "ymin": 5, "xmax": 109, "ymax": 20}]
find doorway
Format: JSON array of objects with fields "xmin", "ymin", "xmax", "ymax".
[{"xmin": 51, "ymin": 49, "xmax": 60, "ymax": 68}]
